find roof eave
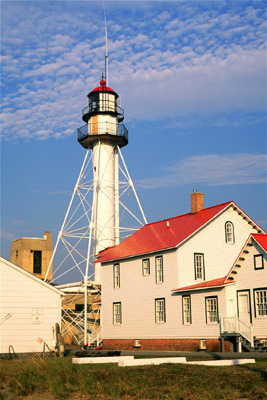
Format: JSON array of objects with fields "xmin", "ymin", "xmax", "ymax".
[{"xmin": 172, "ymin": 282, "xmax": 235, "ymax": 293}]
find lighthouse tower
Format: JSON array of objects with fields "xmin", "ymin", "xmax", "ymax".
[
  {"xmin": 78, "ymin": 79, "xmax": 128, "ymax": 280},
  {"xmin": 44, "ymin": 77, "xmax": 146, "ymax": 345}
]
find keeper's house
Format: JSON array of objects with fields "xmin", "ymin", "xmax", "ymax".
[
  {"xmin": 97, "ymin": 192, "xmax": 267, "ymax": 352},
  {"xmin": 0, "ymin": 257, "xmax": 64, "ymax": 354}
]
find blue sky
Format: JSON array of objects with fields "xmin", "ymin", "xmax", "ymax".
[{"xmin": 1, "ymin": 0, "xmax": 266, "ymax": 261}]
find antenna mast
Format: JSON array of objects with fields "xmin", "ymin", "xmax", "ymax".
[{"xmin": 103, "ymin": 1, "xmax": 108, "ymax": 86}]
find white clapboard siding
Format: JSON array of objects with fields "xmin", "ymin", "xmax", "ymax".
[
  {"xmin": 101, "ymin": 206, "xmax": 260, "ymax": 342},
  {"xmin": 177, "ymin": 208, "xmax": 259, "ymax": 288},
  {"xmin": 233, "ymin": 241, "xmax": 267, "ymax": 337},
  {"xmin": 102, "ymin": 250, "xmax": 179, "ymax": 339},
  {"xmin": 0, "ymin": 257, "xmax": 63, "ymax": 353}
]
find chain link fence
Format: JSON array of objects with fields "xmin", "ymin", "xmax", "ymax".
[{"xmin": 0, "ymin": 351, "xmax": 57, "ymax": 361}]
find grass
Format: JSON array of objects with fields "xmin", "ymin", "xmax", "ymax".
[{"xmin": 0, "ymin": 357, "xmax": 266, "ymax": 400}]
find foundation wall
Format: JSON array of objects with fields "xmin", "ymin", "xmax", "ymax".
[{"xmin": 103, "ymin": 338, "xmax": 231, "ymax": 352}]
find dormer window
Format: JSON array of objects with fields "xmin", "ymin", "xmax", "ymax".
[{"xmin": 225, "ymin": 222, "xmax": 235, "ymax": 244}]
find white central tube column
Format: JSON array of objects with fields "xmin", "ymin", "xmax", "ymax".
[
  {"xmin": 114, "ymin": 146, "xmax": 120, "ymax": 245},
  {"xmin": 93, "ymin": 140, "xmax": 115, "ymax": 281}
]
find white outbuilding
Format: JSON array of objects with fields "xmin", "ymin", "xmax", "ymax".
[{"xmin": 0, "ymin": 256, "xmax": 64, "ymax": 354}]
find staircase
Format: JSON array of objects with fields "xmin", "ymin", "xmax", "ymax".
[
  {"xmin": 242, "ymin": 337, "xmax": 267, "ymax": 353},
  {"xmin": 220, "ymin": 316, "xmax": 267, "ymax": 353},
  {"xmin": 87, "ymin": 326, "xmax": 102, "ymax": 349}
]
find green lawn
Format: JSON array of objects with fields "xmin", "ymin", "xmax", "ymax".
[{"xmin": 0, "ymin": 357, "xmax": 266, "ymax": 399}]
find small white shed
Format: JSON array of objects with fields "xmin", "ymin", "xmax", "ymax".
[{"xmin": 0, "ymin": 256, "xmax": 64, "ymax": 354}]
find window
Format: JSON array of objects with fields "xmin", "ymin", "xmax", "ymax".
[
  {"xmin": 142, "ymin": 258, "xmax": 150, "ymax": 276},
  {"xmin": 182, "ymin": 295, "xmax": 191, "ymax": 324},
  {"xmin": 155, "ymin": 256, "xmax": 163, "ymax": 283},
  {"xmin": 113, "ymin": 264, "xmax": 120, "ymax": 289},
  {"xmin": 254, "ymin": 254, "xmax": 264, "ymax": 270},
  {"xmin": 90, "ymin": 92, "xmax": 99, "ymax": 112},
  {"xmin": 225, "ymin": 222, "xmax": 235, "ymax": 244},
  {"xmin": 205, "ymin": 296, "xmax": 219, "ymax": 323},
  {"xmin": 194, "ymin": 253, "xmax": 205, "ymax": 281},
  {"xmin": 155, "ymin": 298, "xmax": 166, "ymax": 323},
  {"xmin": 113, "ymin": 302, "xmax": 122, "ymax": 325},
  {"xmin": 33, "ymin": 250, "xmax": 42, "ymax": 274},
  {"xmin": 254, "ymin": 289, "xmax": 267, "ymax": 317}
]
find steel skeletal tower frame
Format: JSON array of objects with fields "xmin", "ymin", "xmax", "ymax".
[{"xmin": 45, "ymin": 80, "xmax": 147, "ymax": 345}]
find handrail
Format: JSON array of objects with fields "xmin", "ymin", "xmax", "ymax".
[
  {"xmin": 82, "ymin": 102, "xmax": 124, "ymax": 118},
  {"xmin": 88, "ymin": 326, "xmax": 102, "ymax": 347},
  {"xmin": 77, "ymin": 122, "xmax": 128, "ymax": 143},
  {"xmin": 9, "ymin": 345, "xmax": 18, "ymax": 360},
  {"xmin": 221, "ymin": 316, "xmax": 254, "ymax": 347}
]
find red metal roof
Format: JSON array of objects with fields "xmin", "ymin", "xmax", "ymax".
[
  {"xmin": 97, "ymin": 201, "xmax": 233, "ymax": 263},
  {"xmin": 90, "ymin": 79, "xmax": 115, "ymax": 94},
  {"xmin": 172, "ymin": 276, "xmax": 233, "ymax": 292},
  {"xmin": 252, "ymin": 234, "xmax": 267, "ymax": 252}
]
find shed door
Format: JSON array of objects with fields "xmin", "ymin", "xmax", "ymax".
[{"xmin": 238, "ymin": 291, "xmax": 251, "ymax": 325}]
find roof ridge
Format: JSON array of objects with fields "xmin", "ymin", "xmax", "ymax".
[{"xmin": 146, "ymin": 201, "xmax": 233, "ymax": 226}]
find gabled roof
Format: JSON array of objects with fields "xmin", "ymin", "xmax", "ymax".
[
  {"xmin": 173, "ymin": 232, "xmax": 267, "ymax": 294},
  {"xmin": 172, "ymin": 276, "xmax": 234, "ymax": 293},
  {"xmin": 0, "ymin": 256, "xmax": 65, "ymax": 296},
  {"xmin": 97, "ymin": 201, "xmax": 263, "ymax": 263},
  {"xmin": 252, "ymin": 233, "xmax": 267, "ymax": 252},
  {"xmin": 226, "ymin": 233, "xmax": 267, "ymax": 281}
]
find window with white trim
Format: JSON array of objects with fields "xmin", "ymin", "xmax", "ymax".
[
  {"xmin": 254, "ymin": 254, "xmax": 264, "ymax": 270},
  {"xmin": 225, "ymin": 222, "xmax": 234, "ymax": 244},
  {"xmin": 155, "ymin": 298, "xmax": 166, "ymax": 323},
  {"xmin": 206, "ymin": 297, "xmax": 218, "ymax": 323},
  {"xmin": 142, "ymin": 258, "xmax": 150, "ymax": 276},
  {"xmin": 182, "ymin": 295, "xmax": 191, "ymax": 324},
  {"xmin": 113, "ymin": 264, "xmax": 120, "ymax": 289},
  {"xmin": 254, "ymin": 289, "xmax": 267, "ymax": 317},
  {"xmin": 113, "ymin": 302, "xmax": 122, "ymax": 325},
  {"xmin": 155, "ymin": 256, "xmax": 163, "ymax": 283},
  {"xmin": 194, "ymin": 253, "xmax": 205, "ymax": 281}
]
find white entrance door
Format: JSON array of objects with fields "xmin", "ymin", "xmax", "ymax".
[{"xmin": 238, "ymin": 292, "xmax": 251, "ymax": 326}]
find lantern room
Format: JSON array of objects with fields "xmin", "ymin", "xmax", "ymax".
[
  {"xmin": 82, "ymin": 80, "xmax": 124, "ymax": 123},
  {"xmin": 78, "ymin": 80, "xmax": 128, "ymax": 149}
]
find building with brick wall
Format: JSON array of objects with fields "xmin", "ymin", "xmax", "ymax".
[
  {"xmin": 10, "ymin": 231, "xmax": 52, "ymax": 280},
  {"xmin": 97, "ymin": 192, "xmax": 267, "ymax": 352}
]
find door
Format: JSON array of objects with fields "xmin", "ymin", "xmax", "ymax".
[{"xmin": 238, "ymin": 291, "xmax": 251, "ymax": 325}]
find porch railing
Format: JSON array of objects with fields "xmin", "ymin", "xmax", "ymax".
[
  {"xmin": 88, "ymin": 326, "xmax": 102, "ymax": 347},
  {"xmin": 221, "ymin": 316, "xmax": 254, "ymax": 348}
]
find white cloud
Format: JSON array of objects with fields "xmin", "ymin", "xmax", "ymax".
[
  {"xmin": 136, "ymin": 153, "xmax": 267, "ymax": 189},
  {"xmin": 1, "ymin": 1, "xmax": 266, "ymax": 141}
]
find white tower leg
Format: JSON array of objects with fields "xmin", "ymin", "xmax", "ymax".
[{"xmin": 45, "ymin": 144, "xmax": 146, "ymax": 345}]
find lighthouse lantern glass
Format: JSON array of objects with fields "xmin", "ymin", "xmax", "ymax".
[
  {"xmin": 99, "ymin": 92, "xmax": 116, "ymax": 112},
  {"xmin": 89, "ymin": 93, "xmax": 99, "ymax": 113}
]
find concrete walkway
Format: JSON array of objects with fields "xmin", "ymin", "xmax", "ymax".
[{"xmin": 119, "ymin": 349, "xmax": 267, "ymax": 359}]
